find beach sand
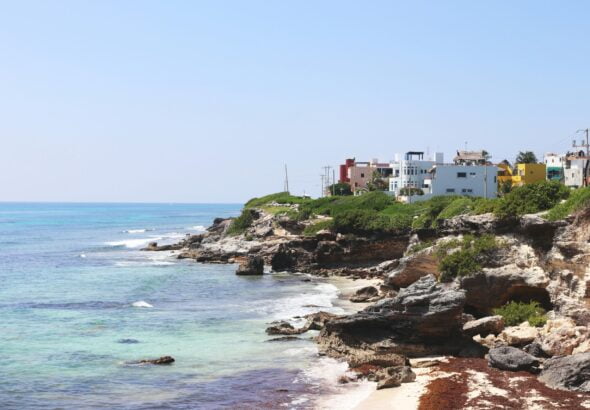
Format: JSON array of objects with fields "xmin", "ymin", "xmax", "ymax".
[{"xmin": 353, "ymin": 366, "xmax": 434, "ymax": 410}]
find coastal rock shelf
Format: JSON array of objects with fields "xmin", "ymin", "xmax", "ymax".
[{"xmin": 143, "ymin": 198, "xmax": 590, "ymax": 400}]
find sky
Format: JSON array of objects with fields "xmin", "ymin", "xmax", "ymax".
[{"xmin": 2, "ymin": 0, "xmax": 590, "ymax": 203}]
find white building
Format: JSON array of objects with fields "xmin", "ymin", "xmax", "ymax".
[
  {"xmin": 404, "ymin": 164, "xmax": 498, "ymax": 202},
  {"xmin": 388, "ymin": 151, "xmax": 444, "ymax": 195},
  {"xmin": 564, "ymin": 151, "xmax": 587, "ymax": 188}
]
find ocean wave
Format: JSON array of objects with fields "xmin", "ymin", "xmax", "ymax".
[
  {"xmin": 251, "ymin": 282, "xmax": 345, "ymax": 321},
  {"xmin": 79, "ymin": 254, "xmax": 87, "ymax": 258},
  {"xmin": 105, "ymin": 238, "xmax": 158, "ymax": 249},
  {"xmin": 299, "ymin": 357, "xmax": 375, "ymax": 410},
  {"xmin": 123, "ymin": 229, "xmax": 151, "ymax": 234},
  {"xmin": 132, "ymin": 301, "xmax": 153, "ymax": 308},
  {"xmin": 188, "ymin": 225, "xmax": 207, "ymax": 232}
]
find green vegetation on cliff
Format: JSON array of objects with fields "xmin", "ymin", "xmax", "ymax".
[
  {"xmin": 438, "ymin": 234, "xmax": 501, "ymax": 282},
  {"xmin": 494, "ymin": 301, "xmax": 547, "ymax": 327},
  {"xmin": 234, "ymin": 181, "xmax": 583, "ymax": 236},
  {"xmin": 546, "ymin": 186, "xmax": 590, "ymax": 221}
]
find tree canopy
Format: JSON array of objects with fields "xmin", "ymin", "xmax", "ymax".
[{"xmin": 515, "ymin": 151, "xmax": 538, "ymax": 164}]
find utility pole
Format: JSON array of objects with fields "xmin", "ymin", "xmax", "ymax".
[
  {"xmin": 283, "ymin": 164, "xmax": 289, "ymax": 193},
  {"xmin": 322, "ymin": 166, "xmax": 331, "ymax": 196}
]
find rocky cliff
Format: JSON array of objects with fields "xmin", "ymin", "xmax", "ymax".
[{"xmin": 145, "ymin": 203, "xmax": 590, "ymax": 398}]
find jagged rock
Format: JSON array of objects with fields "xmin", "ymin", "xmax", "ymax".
[
  {"xmin": 135, "ymin": 356, "xmax": 175, "ymax": 365},
  {"xmin": 438, "ymin": 213, "xmax": 499, "ymax": 234},
  {"xmin": 539, "ymin": 353, "xmax": 590, "ymax": 392},
  {"xmin": 317, "ymin": 275, "xmax": 468, "ymax": 361},
  {"xmin": 499, "ymin": 323, "xmax": 539, "ymax": 346},
  {"xmin": 375, "ymin": 366, "xmax": 416, "ymax": 390},
  {"xmin": 303, "ymin": 311, "xmax": 339, "ymax": 330},
  {"xmin": 235, "ymin": 255, "xmax": 264, "ymax": 275},
  {"xmin": 463, "ymin": 315, "xmax": 505, "ymax": 337},
  {"xmin": 460, "ymin": 264, "xmax": 551, "ymax": 314},
  {"xmin": 386, "ymin": 249, "xmax": 439, "ymax": 290},
  {"xmin": 350, "ymin": 286, "xmax": 380, "ymax": 303},
  {"xmin": 523, "ymin": 342, "xmax": 549, "ymax": 358},
  {"xmin": 488, "ymin": 346, "xmax": 540, "ymax": 373},
  {"xmin": 538, "ymin": 318, "xmax": 589, "ymax": 356},
  {"xmin": 265, "ymin": 321, "xmax": 305, "ymax": 336}
]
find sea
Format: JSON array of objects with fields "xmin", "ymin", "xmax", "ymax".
[{"xmin": 0, "ymin": 203, "xmax": 373, "ymax": 409}]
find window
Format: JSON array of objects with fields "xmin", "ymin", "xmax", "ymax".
[
  {"xmin": 361, "ymin": 173, "xmax": 364, "ymax": 178},
  {"xmin": 457, "ymin": 172, "xmax": 467, "ymax": 178},
  {"xmin": 470, "ymin": 172, "xmax": 476, "ymax": 176},
  {"xmin": 494, "ymin": 176, "xmax": 497, "ymax": 183},
  {"xmin": 446, "ymin": 188, "xmax": 455, "ymax": 193}
]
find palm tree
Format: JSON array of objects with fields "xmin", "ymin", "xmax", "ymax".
[{"xmin": 515, "ymin": 151, "xmax": 538, "ymax": 164}]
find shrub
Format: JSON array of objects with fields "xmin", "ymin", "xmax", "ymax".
[
  {"xmin": 226, "ymin": 209, "xmax": 255, "ymax": 235},
  {"xmin": 495, "ymin": 181, "xmax": 570, "ymax": 219},
  {"xmin": 546, "ymin": 186, "xmax": 590, "ymax": 221},
  {"xmin": 493, "ymin": 301, "xmax": 547, "ymax": 327},
  {"xmin": 439, "ymin": 249, "xmax": 481, "ymax": 282},
  {"xmin": 302, "ymin": 219, "xmax": 334, "ymax": 236},
  {"xmin": 438, "ymin": 234, "xmax": 500, "ymax": 282}
]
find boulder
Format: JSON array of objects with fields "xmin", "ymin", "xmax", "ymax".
[
  {"xmin": 463, "ymin": 315, "xmax": 505, "ymax": 337},
  {"xmin": 488, "ymin": 346, "xmax": 540, "ymax": 373},
  {"xmin": 523, "ymin": 342, "xmax": 550, "ymax": 358},
  {"xmin": 136, "ymin": 356, "xmax": 175, "ymax": 365},
  {"xmin": 317, "ymin": 275, "xmax": 469, "ymax": 360},
  {"xmin": 265, "ymin": 321, "xmax": 307, "ymax": 336},
  {"xmin": 375, "ymin": 366, "xmax": 416, "ymax": 390},
  {"xmin": 460, "ymin": 264, "xmax": 550, "ymax": 314},
  {"xmin": 539, "ymin": 353, "xmax": 590, "ymax": 392},
  {"xmin": 385, "ymin": 250, "xmax": 439, "ymax": 290},
  {"xmin": 236, "ymin": 255, "xmax": 264, "ymax": 275},
  {"xmin": 499, "ymin": 323, "xmax": 539, "ymax": 346},
  {"xmin": 350, "ymin": 286, "xmax": 380, "ymax": 303},
  {"xmin": 303, "ymin": 311, "xmax": 339, "ymax": 331}
]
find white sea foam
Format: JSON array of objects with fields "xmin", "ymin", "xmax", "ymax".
[
  {"xmin": 189, "ymin": 225, "xmax": 207, "ymax": 232},
  {"xmin": 123, "ymin": 229, "xmax": 148, "ymax": 234},
  {"xmin": 106, "ymin": 238, "xmax": 158, "ymax": 249},
  {"xmin": 79, "ymin": 254, "xmax": 87, "ymax": 258},
  {"xmin": 300, "ymin": 357, "xmax": 375, "ymax": 410},
  {"xmin": 132, "ymin": 301, "xmax": 153, "ymax": 308}
]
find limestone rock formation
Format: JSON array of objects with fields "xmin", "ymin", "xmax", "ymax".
[{"xmin": 236, "ymin": 255, "xmax": 264, "ymax": 275}]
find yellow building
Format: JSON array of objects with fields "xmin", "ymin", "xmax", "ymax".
[{"xmin": 498, "ymin": 163, "xmax": 547, "ymax": 187}]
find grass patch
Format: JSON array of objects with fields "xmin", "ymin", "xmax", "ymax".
[
  {"xmin": 493, "ymin": 301, "xmax": 547, "ymax": 327},
  {"xmin": 546, "ymin": 186, "xmax": 590, "ymax": 221},
  {"xmin": 245, "ymin": 192, "xmax": 310, "ymax": 209},
  {"xmin": 302, "ymin": 219, "xmax": 334, "ymax": 236},
  {"xmin": 438, "ymin": 234, "xmax": 500, "ymax": 282}
]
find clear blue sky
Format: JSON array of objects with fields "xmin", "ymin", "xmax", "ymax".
[{"xmin": 2, "ymin": 1, "xmax": 589, "ymax": 203}]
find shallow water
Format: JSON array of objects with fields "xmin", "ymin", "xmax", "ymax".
[{"xmin": 0, "ymin": 203, "xmax": 362, "ymax": 409}]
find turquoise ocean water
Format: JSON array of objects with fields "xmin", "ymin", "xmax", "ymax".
[{"xmin": 0, "ymin": 203, "xmax": 357, "ymax": 409}]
